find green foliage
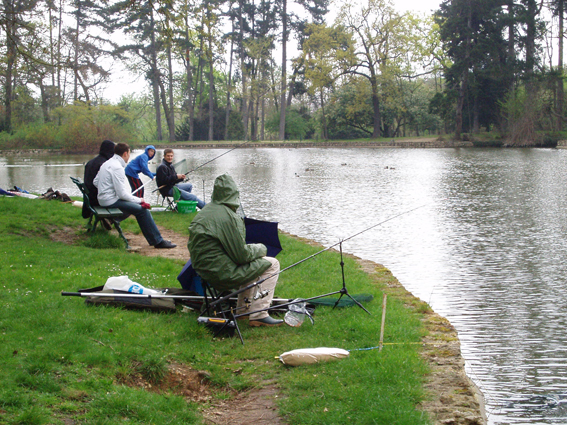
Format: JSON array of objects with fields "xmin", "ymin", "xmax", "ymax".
[
  {"xmin": 52, "ymin": 103, "xmax": 138, "ymax": 152},
  {"xmin": 266, "ymin": 107, "xmax": 312, "ymax": 140},
  {"xmin": 0, "ymin": 103, "xmax": 138, "ymax": 153},
  {"xmin": 326, "ymin": 79, "xmax": 374, "ymax": 139}
]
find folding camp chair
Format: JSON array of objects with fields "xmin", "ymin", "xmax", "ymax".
[
  {"xmin": 199, "ymin": 281, "xmax": 244, "ymax": 342},
  {"xmin": 157, "ymin": 186, "xmax": 181, "ymax": 212},
  {"xmin": 177, "ymin": 259, "xmax": 243, "ymax": 341}
]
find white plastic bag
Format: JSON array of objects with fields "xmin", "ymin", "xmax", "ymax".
[
  {"xmin": 103, "ymin": 276, "xmax": 161, "ymax": 295},
  {"xmin": 279, "ymin": 347, "xmax": 350, "ymax": 366}
]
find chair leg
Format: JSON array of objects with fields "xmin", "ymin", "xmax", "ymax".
[
  {"xmin": 112, "ymin": 220, "xmax": 131, "ymax": 249},
  {"xmin": 91, "ymin": 217, "xmax": 100, "ymax": 233}
]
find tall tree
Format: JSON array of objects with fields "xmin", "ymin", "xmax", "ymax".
[{"xmin": 337, "ymin": 0, "xmax": 407, "ymax": 139}]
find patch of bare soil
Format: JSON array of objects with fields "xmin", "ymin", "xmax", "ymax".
[
  {"xmin": 118, "ymin": 362, "xmax": 213, "ymax": 402},
  {"xmin": 201, "ymin": 385, "xmax": 284, "ymax": 425},
  {"xmin": 123, "ymin": 226, "xmax": 190, "ymax": 260},
  {"xmin": 49, "ymin": 226, "xmax": 83, "ymax": 245}
]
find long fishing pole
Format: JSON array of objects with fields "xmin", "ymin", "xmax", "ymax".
[
  {"xmin": 184, "ymin": 139, "xmax": 253, "ymax": 177},
  {"xmin": 131, "ymin": 177, "xmax": 155, "ymax": 196},
  {"xmin": 210, "ymin": 201, "xmax": 433, "ymax": 308},
  {"xmin": 154, "ymin": 140, "xmax": 253, "ymax": 193}
]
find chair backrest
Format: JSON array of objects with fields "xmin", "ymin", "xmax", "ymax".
[
  {"xmin": 173, "ymin": 186, "xmax": 181, "ymax": 202},
  {"xmin": 70, "ymin": 176, "xmax": 96, "ymax": 214}
]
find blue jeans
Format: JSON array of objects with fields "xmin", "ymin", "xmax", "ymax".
[
  {"xmin": 108, "ymin": 200, "xmax": 163, "ymax": 246},
  {"xmin": 168, "ymin": 183, "xmax": 206, "ymax": 209}
]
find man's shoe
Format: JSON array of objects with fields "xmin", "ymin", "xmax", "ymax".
[
  {"xmin": 155, "ymin": 240, "xmax": 177, "ymax": 249},
  {"xmin": 249, "ymin": 316, "xmax": 283, "ymax": 327}
]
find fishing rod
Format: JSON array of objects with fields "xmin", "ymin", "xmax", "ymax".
[
  {"xmin": 184, "ymin": 139, "xmax": 253, "ymax": 177},
  {"xmin": 131, "ymin": 177, "xmax": 155, "ymax": 196},
  {"xmin": 210, "ymin": 201, "xmax": 433, "ymax": 308},
  {"xmin": 153, "ymin": 140, "xmax": 254, "ymax": 193}
]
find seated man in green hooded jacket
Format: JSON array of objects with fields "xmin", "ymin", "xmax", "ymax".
[{"xmin": 187, "ymin": 174, "xmax": 282, "ymax": 327}]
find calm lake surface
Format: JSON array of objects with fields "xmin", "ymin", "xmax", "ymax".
[{"xmin": 3, "ymin": 147, "xmax": 567, "ymax": 424}]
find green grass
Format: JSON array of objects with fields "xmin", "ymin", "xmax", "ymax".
[{"xmin": 0, "ymin": 196, "xmax": 432, "ymax": 424}]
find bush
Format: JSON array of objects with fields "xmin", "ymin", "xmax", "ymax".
[
  {"xmin": 0, "ymin": 103, "xmax": 139, "ymax": 152},
  {"xmin": 53, "ymin": 103, "xmax": 138, "ymax": 152}
]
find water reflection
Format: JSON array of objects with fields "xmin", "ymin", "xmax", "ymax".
[{"xmin": 3, "ymin": 147, "xmax": 567, "ymax": 424}]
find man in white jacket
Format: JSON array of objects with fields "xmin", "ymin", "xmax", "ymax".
[{"xmin": 94, "ymin": 143, "xmax": 176, "ymax": 249}]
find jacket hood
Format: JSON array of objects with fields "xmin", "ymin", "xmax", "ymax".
[
  {"xmin": 211, "ymin": 174, "xmax": 240, "ymax": 210},
  {"xmin": 145, "ymin": 145, "xmax": 156, "ymax": 159},
  {"xmin": 99, "ymin": 140, "xmax": 116, "ymax": 160}
]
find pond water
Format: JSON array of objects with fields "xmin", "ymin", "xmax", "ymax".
[{"xmin": 3, "ymin": 147, "xmax": 567, "ymax": 424}]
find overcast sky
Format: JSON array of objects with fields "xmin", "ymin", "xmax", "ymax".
[{"xmin": 100, "ymin": 0, "xmax": 442, "ymax": 103}]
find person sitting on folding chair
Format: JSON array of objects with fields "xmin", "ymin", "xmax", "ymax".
[
  {"xmin": 188, "ymin": 174, "xmax": 282, "ymax": 327},
  {"xmin": 155, "ymin": 149, "xmax": 205, "ymax": 209}
]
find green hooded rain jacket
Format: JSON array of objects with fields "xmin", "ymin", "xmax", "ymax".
[{"xmin": 187, "ymin": 174, "xmax": 271, "ymax": 291}]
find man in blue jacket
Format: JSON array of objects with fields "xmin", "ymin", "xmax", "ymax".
[{"xmin": 125, "ymin": 145, "xmax": 156, "ymax": 198}]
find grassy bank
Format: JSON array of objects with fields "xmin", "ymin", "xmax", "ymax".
[{"xmin": 0, "ymin": 196, "xmax": 433, "ymax": 424}]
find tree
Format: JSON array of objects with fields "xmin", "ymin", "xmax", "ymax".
[
  {"xmin": 436, "ymin": 0, "xmax": 515, "ymax": 138},
  {"xmin": 301, "ymin": 23, "xmax": 353, "ymax": 139},
  {"xmin": 337, "ymin": 0, "xmax": 409, "ymax": 139},
  {"xmin": 0, "ymin": 0, "xmax": 40, "ymax": 132}
]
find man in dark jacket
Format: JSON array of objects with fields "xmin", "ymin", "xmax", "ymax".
[
  {"xmin": 82, "ymin": 140, "xmax": 115, "ymax": 219},
  {"xmin": 188, "ymin": 174, "xmax": 282, "ymax": 327},
  {"xmin": 156, "ymin": 149, "xmax": 205, "ymax": 209}
]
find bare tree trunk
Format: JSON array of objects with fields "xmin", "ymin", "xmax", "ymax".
[
  {"xmin": 225, "ymin": 30, "xmax": 234, "ymax": 140},
  {"xmin": 261, "ymin": 67, "xmax": 266, "ymax": 140},
  {"xmin": 370, "ymin": 74, "xmax": 381, "ymax": 139},
  {"xmin": 4, "ymin": 0, "xmax": 15, "ymax": 132},
  {"xmin": 208, "ymin": 31, "xmax": 214, "ymax": 141},
  {"xmin": 73, "ymin": 0, "xmax": 80, "ymax": 101},
  {"xmin": 197, "ymin": 36, "xmax": 205, "ymax": 122},
  {"xmin": 455, "ymin": 1, "xmax": 472, "ymax": 140},
  {"xmin": 320, "ymin": 89, "xmax": 328, "ymax": 139},
  {"xmin": 278, "ymin": 0, "xmax": 287, "ymax": 140},
  {"xmin": 150, "ymin": 11, "xmax": 163, "ymax": 141},
  {"xmin": 473, "ymin": 85, "xmax": 480, "ymax": 133},
  {"xmin": 186, "ymin": 46, "xmax": 195, "ymax": 141},
  {"xmin": 159, "ymin": 79, "xmax": 173, "ymax": 137},
  {"xmin": 57, "ymin": 0, "xmax": 63, "ymax": 108},
  {"xmin": 167, "ymin": 44, "xmax": 176, "ymax": 142},
  {"xmin": 558, "ymin": 0, "xmax": 564, "ymax": 131}
]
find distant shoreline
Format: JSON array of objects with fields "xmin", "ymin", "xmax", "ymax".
[{"xmin": 0, "ymin": 138, "xmax": 481, "ymax": 156}]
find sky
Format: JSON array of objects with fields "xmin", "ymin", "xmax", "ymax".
[{"xmin": 100, "ymin": 0, "xmax": 442, "ymax": 103}]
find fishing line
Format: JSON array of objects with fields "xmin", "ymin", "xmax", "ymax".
[
  {"xmin": 183, "ymin": 139, "xmax": 253, "ymax": 178},
  {"xmin": 153, "ymin": 140, "xmax": 253, "ymax": 193},
  {"xmin": 210, "ymin": 201, "xmax": 435, "ymax": 308}
]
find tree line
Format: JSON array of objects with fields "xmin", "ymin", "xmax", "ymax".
[{"xmin": 0, "ymin": 0, "xmax": 564, "ymax": 149}]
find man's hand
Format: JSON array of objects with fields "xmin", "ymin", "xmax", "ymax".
[{"xmin": 177, "ymin": 174, "xmax": 186, "ymax": 179}]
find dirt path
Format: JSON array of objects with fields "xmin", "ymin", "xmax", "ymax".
[{"xmin": 120, "ymin": 226, "xmax": 486, "ymax": 425}]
